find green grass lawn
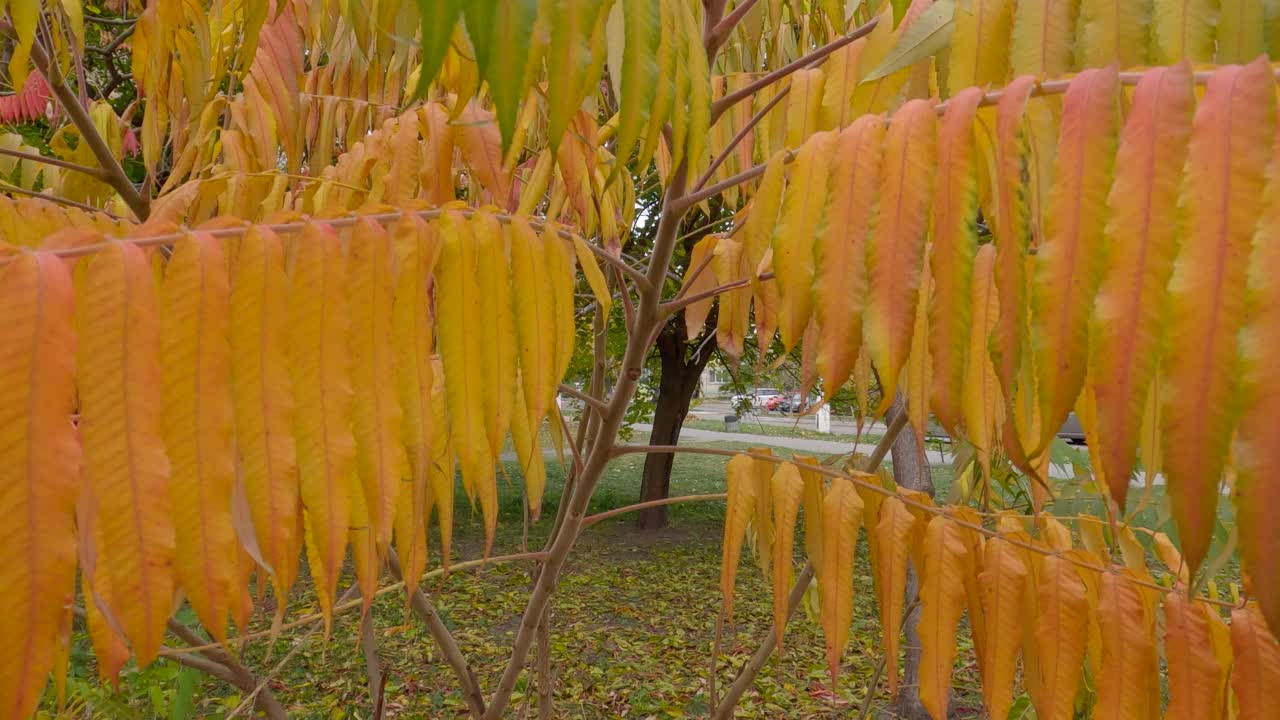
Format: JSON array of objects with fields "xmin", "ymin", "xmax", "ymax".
[{"xmin": 46, "ymin": 435, "xmax": 1236, "ymax": 719}]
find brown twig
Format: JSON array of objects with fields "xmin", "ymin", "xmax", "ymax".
[
  {"xmin": 694, "ymin": 86, "xmax": 789, "ymax": 193},
  {"xmin": 0, "ymin": 146, "xmax": 109, "ymax": 180},
  {"xmin": 166, "ymin": 618, "xmax": 288, "ymax": 719},
  {"xmin": 582, "ymin": 493, "xmax": 727, "ymax": 527},
  {"xmin": 165, "ymin": 552, "xmax": 546, "ymax": 656},
  {"xmin": 705, "ymin": 0, "xmax": 763, "ymax": 54},
  {"xmin": 708, "ymin": 412, "xmax": 908, "ymax": 718},
  {"xmin": 26, "ymin": 35, "xmax": 150, "ymax": 220},
  {"xmin": 709, "ymin": 17, "xmax": 881, "ymax": 123},
  {"xmin": 558, "ymin": 383, "xmax": 608, "ymax": 414},
  {"xmin": 389, "ymin": 551, "xmax": 490, "ymax": 719}
]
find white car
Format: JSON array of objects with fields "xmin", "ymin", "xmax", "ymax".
[{"xmin": 730, "ymin": 387, "xmax": 784, "ymax": 411}]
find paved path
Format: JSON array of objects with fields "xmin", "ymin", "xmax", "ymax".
[{"xmin": 631, "ymin": 422, "xmax": 1094, "ymax": 481}]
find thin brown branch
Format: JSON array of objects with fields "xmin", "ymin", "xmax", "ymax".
[
  {"xmin": 677, "ymin": 158, "xmax": 775, "ymax": 210},
  {"xmin": 389, "ymin": 551, "xmax": 488, "ymax": 720},
  {"xmin": 26, "ymin": 37, "xmax": 150, "ymax": 220},
  {"xmin": 709, "ymin": 413, "xmax": 907, "ymax": 717},
  {"xmin": 582, "ymin": 493, "xmax": 727, "ymax": 527},
  {"xmin": 32, "ymin": 206, "xmax": 586, "ymax": 261},
  {"xmin": 578, "ymin": 235, "xmax": 652, "ymax": 289},
  {"xmin": 667, "ymin": 246, "xmax": 719, "ymax": 308},
  {"xmin": 710, "ymin": 17, "xmax": 881, "ymax": 123},
  {"xmin": 0, "ymin": 145, "xmax": 108, "ymax": 180},
  {"xmin": 359, "ymin": 607, "xmax": 383, "ymax": 710},
  {"xmin": 614, "ymin": 438, "xmax": 1234, "ymax": 606},
  {"xmin": 706, "ymin": 0, "xmax": 763, "ymax": 54},
  {"xmin": 164, "ymin": 551, "xmax": 546, "ymax": 655},
  {"xmin": 482, "ymin": 161, "xmax": 695, "ymax": 720},
  {"xmin": 661, "ymin": 270, "xmax": 775, "ymax": 316},
  {"xmin": 694, "ymin": 85, "xmax": 789, "ymax": 192},
  {"xmin": 536, "ymin": 613, "xmax": 554, "ymax": 718},
  {"xmin": 0, "ymin": 183, "xmax": 122, "ymax": 216},
  {"xmin": 166, "ymin": 618, "xmax": 288, "ymax": 719},
  {"xmin": 558, "ymin": 383, "xmax": 608, "ymax": 414}
]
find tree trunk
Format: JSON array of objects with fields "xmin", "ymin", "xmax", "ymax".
[
  {"xmin": 637, "ymin": 320, "xmax": 713, "ymax": 529},
  {"xmin": 887, "ymin": 395, "xmax": 948, "ymax": 720}
]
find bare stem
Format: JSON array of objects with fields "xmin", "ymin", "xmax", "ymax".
[
  {"xmin": 359, "ymin": 607, "xmax": 383, "ymax": 710},
  {"xmin": 705, "ymin": 0, "xmax": 762, "ymax": 54},
  {"xmin": 582, "ymin": 493, "xmax": 727, "ymax": 527},
  {"xmin": 481, "ymin": 161, "xmax": 694, "ymax": 720},
  {"xmin": 709, "ymin": 412, "xmax": 907, "ymax": 717},
  {"xmin": 166, "ymin": 619, "xmax": 288, "ymax": 720},
  {"xmin": 709, "ymin": 17, "xmax": 881, "ymax": 123},
  {"xmin": 695, "ymin": 85, "xmax": 788, "ymax": 192},
  {"xmin": 558, "ymin": 383, "xmax": 608, "ymax": 414},
  {"xmin": 389, "ymin": 551, "xmax": 489, "ymax": 720},
  {"xmin": 165, "ymin": 552, "xmax": 546, "ymax": 655},
  {"xmin": 27, "ymin": 38, "xmax": 150, "ymax": 220},
  {"xmin": 0, "ymin": 146, "xmax": 109, "ymax": 179}
]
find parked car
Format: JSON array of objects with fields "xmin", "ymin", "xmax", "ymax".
[
  {"xmin": 1057, "ymin": 411, "xmax": 1085, "ymax": 444},
  {"xmin": 765, "ymin": 395, "xmax": 787, "ymax": 411},
  {"xmin": 729, "ymin": 387, "xmax": 783, "ymax": 411},
  {"xmin": 779, "ymin": 392, "xmax": 820, "ymax": 413}
]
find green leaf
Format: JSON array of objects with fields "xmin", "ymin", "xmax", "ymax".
[
  {"xmin": 463, "ymin": 1, "xmax": 498, "ymax": 77},
  {"xmin": 413, "ymin": 0, "xmax": 463, "ymax": 98},
  {"xmin": 606, "ymin": 0, "xmax": 659, "ymax": 182},
  {"xmin": 891, "ymin": 0, "xmax": 912, "ymax": 27},
  {"xmin": 862, "ymin": 0, "xmax": 956, "ymax": 82},
  {"xmin": 477, "ymin": 0, "xmax": 538, "ymax": 153},
  {"xmin": 547, "ymin": 0, "xmax": 608, "ymax": 151}
]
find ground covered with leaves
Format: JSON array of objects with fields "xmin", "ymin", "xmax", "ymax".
[{"xmin": 46, "ymin": 439, "xmax": 1233, "ymax": 719}]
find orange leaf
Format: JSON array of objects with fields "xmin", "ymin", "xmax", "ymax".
[
  {"xmin": 815, "ymin": 114, "xmax": 883, "ymax": 396},
  {"xmin": 0, "ymin": 253, "xmax": 79, "ymax": 718},
  {"xmin": 963, "ymin": 244, "xmax": 1004, "ymax": 481},
  {"xmin": 1089, "ymin": 63, "xmax": 1194, "ymax": 511},
  {"xmin": 918, "ymin": 517, "xmax": 971, "ymax": 720},
  {"xmin": 929, "ymin": 87, "xmax": 985, "ymax": 437},
  {"xmin": 680, "ymin": 235, "xmax": 719, "ymax": 339},
  {"xmin": 350, "ymin": 218, "xmax": 407, "ymax": 562},
  {"xmin": 772, "ymin": 130, "xmax": 837, "ymax": 351},
  {"xmin": 1094, "ymin": 569, "xmax": 1159, "ymax": 720},
  {"xmin": 290, "ymin": 222, "xmax": 355, "ymax": 632},
  {"xmin": 990, "ymin": 76, "xmax": 1039, "ymax": 471},
  {"xmin": 1235, "ymin": 100, "xmax": 1280, "ymax": 640},
  {"xmin": 1032, "ymin": 555, "xmax": 1088, "ymax": 720},
  {"xmin": 78, "ymin": 242, "xmax": 173, "ymax": 665},
  {"xmin": 875, "ymin": 495, "xmax": 918, "ymax": 695},
  {"xmin": 1164, "ymin": 591, "xmax": 1230, "ymax": 720},
  {"xmin": 770, "ymin": 463, "xmax": 804, "ymax": 648},
  {"xmin": 457, "ymin": 100, "xmax": 514, "ymax": 209},
  {"xmin": 1231, "ymin": 603, "xmax": 1280, "ymax": 719},
  {"xmin": 1163, "ymin": 58, "xmax": 1275, "ymax": 575},
  {"xmin": 161, "ymin": 233, "xmax": 237, "ymax": 642},
  {"xmin": 866, "ymin": 99, "xmax": 937, "ymax": 414},
  {"xmin": 721, "ymin": 455, "xmax": 756, "ymax": 621},
  {"xmin": 1031, "ymin": 66, "xmax": 1120, "ymax": 453},
  {"xmin": 819, "ymin": 477, "xmax": 863, "ymax": 686},
  {"xmin": 977, "ymin": 536, "xmax": 1028, "ymax": 720},
  {"xmin": 392, "ymin": 216, "xmax": 437, "ymax": 596}
]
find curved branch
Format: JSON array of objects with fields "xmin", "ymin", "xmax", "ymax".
[
  {"xmin": 27, "ymin": 38, "xmax": 150, "ymax": 220},
  {"xmin": 710, "ymin": 17, "xmax": 881, "ymax": 123},
  {"xmin": 0, "ymin": 146, "xmax": 109, "ymax": 180},
  {"xmin": 559, "ymin": 383, "xmax": 608, "ymax": 415},
  {"xmin": 164, "ymin": 551, "xmax": 547, "ymax": 655},
  {"xmin": 389, "ymin": 550, "xmax": 488, "ymax": 720},
  {"xmin": 582, "ymin": 493, "xmax": 727, "ymax": 527}
]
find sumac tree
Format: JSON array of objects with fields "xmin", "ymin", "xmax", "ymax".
[{"xmin": 2, "ymin": 1, "xmax": 1280, "ymax": 719}]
